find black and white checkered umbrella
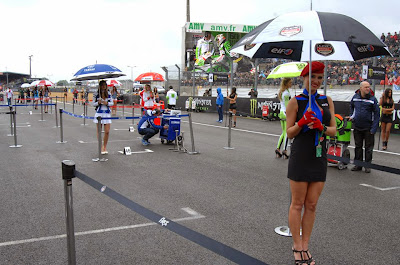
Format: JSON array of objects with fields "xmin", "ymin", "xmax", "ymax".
[{"xmin": 231, "ymin": 11, "xmax": 392, "ymax": 61}]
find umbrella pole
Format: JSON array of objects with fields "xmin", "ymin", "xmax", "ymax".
[
  {"xmin": 308, "ymin": 41, "xmax": 312, "ymax": 111},
  {"xmin": 324, "ymin": 61, "xmax": 328, "ymax": 95}
]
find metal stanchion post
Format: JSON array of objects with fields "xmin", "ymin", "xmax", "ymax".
[
  {"xmin": 132, "ymin": 105, "xmax": 135, "ymax": 125},
  {"xmin": 169, "ymin": 130, "xmax": 179, "ymax": 152},
  {"xmin": 39, "ymin": 100, "xmax": 45, "ymax": 121},
  {"xmin": 55, "ymin": 99, "xmax": 59, "ymax": 128},
  {"xmin": 63, "ymin": 94, "xmax": 66, "ymax": 110},
  {"xmin": 10, "ymin": 110, "xmax": 22, "ymax": 148},
  {"xmin": 8, "ymin": 106, "xmax": 14, "ymax": 136},
  {"xmin": 224, "ymin": 112, "xmax": 234, "ymax": 150},
  {"xmin": 187, "ymin": 113, "xmax": 199, "ymax": 155},
  {"xmin": 122, "ymin": 100, "xmax": 124, "ymax": 117},
  {"xmin": 57, "ymin": 108, "xmax": 67, "ymax": 143},
  {"xmin": 50, "ymin": 97, "xmax": 53, "ymax": 114},
  {"xmin": 93, "ymin": 117, "xmax": 107, "ymax": 162},
  {"xmin": 61, "ymin": 160, "xmax": 77, "ymax": 265},
  {"xmin": 72, "ymin": 98, "xmax": 75, "ymax": 114},
  {"xmin": 81, "ymin": 101, "xmax": 88, "ymax": 126}
]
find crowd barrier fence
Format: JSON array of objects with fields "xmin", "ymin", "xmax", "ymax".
[{"xmin": 61, "ymin": 160, "xmax": 269, "ymax": 265}]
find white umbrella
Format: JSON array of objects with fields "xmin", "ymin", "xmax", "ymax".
[
  {"xmin": 31, "ymin": 80, "xmax": 54, "ymax": 87},
  {"xmin": 21, "ymin": 83, "xmax": 31, "ymax": 88},
  {"xmin": 267, "ymin": 62, "xmax": 307, "ymax": 79},
  {"xmin": 231, "ymin": 10, "xmax": 392, "ymax": 106},
  {"xmin": 106, "ymin": 79, "xmax": 122, "ymax": 86}
]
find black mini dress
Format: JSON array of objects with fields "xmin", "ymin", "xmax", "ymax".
[{"xmin": 288, "ymin": 93, "xmax": 331, "ymax": 182}]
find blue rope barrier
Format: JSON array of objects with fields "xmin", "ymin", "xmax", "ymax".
[
  {"xmin": 62, "ymin": 110, "xmax": 94, "ymax": 120},
  {"xmin": 0, "ymin": 103, "xmax": 57, "ymax": 107},
  {"xmin": 60, "ymin": 110, "xmax": 189, "ymax": 121}
]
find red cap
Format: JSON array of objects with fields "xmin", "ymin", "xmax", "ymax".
[{"xmin": 300, "ymin": 61, "xmax": 325, "ymax": 77}]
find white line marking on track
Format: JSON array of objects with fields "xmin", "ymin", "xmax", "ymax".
[
  {"xmin": 0, "ymin": 122, "xmax": 30, "ymax": 126},
  {"xmin": 359, "ymin": 184, "xmax": 400, "ymax": 191},
  {"xmin": 186, "ymin": 121, "xmax": 280, "ymax": 137},
  {"xmin": 78, "ymin": 139, "xmax": 134, "ymax": 144},
  {"xmin": 118, "ymin": 149, "xmax": 154, "ymax": 154},
  {"xmin": 185, "ymin": 121, "xmax": 400, "ymax": 156},
  {"xmin": 0, "ymin": 208, "xmax": 204, "ymax": 247}
]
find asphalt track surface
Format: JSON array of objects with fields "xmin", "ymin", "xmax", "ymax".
[{"xmin": 0, "ymin": 101, "xmax": 399, "ymax": 265}]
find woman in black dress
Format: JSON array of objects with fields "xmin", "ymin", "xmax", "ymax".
[
  {"xmin": 229, "ymin": 87, "xmax": 238, "ymax": 127},
  {"xmin": 285, "ymin": 61, "xmax": 336, "ymax": 265},
  {"xmin": 379, "ymin": 88, "xmax": 394, "ymax": 150}
]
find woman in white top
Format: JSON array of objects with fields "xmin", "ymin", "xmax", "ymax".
[
  {"xmin": 275, "ymin": 78, "xmax": 292, "ymax": 159},
  {"xmin": 93, "ymin": 80, "xmax": 114, "ymax": 154}
]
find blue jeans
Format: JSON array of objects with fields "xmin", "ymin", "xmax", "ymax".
[
  {"xmin": 138, "ymin": 128, "xmax": 159, "ymax": 141},
  {"xmin": 7, "ymin": 98, "xmax": 11, "ymax": 106},
  {"xmin": 217, "ymin": 105, "xmax": 223, "ymax": 121}
]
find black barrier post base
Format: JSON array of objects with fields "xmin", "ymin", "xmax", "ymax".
[{"xmin": 62, "ymin": 160, "xmax": 77, "ymax": 265}]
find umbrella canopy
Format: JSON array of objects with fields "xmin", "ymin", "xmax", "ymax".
[
  {"xmin": 134, "ymin": 72, "xmax": 164, "ymax": 82},
  {"xmin": 21, "ymin": 83, "xmax": 31, "ymax": 88},
  {"xmin": 231, "ymin": 11, "xmax": 392, "ymax": 61},
  {"xmin": 107, "ymin": 79, "xmax": 122, "ymax": 86},
  {"xmin": 30, "ymin": 80, "xmax": 54, "ymax": 87},
  {"xmin": 267, "ymin": 62, "xmax": 307, "ymax": 79},
  {"xmin": 71, "ymin": 64, "xmax": 126, "ymax": 81}
]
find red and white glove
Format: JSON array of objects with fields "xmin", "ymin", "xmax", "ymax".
[
  {"xmin": 297, "ymin": 110, "xmax": 315, "ymax": 128},
  {"xmin": 312, "ymin": 118, "xmax": 324, "ymax": 132}
]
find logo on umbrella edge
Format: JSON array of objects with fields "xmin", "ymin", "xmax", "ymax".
[
  {"xmin": 315, "ymin": 43, "xmax": 335, "ymax": 56},
  {"xmin": 244, "ymin": 44, "xmax": 257, "ymax": 51},
  {"xmin": 279, "ymin": 26, "xmax": 302, "ymax": 37}
]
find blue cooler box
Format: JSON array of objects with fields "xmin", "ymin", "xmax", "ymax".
[{"xmin": 160, "ymin": 117, "xmax": 181, "ymax": 143}]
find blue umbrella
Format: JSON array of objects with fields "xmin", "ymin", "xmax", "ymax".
[{"xmin": 71, "ymin": 64, "xmax": 126, "ymax": 81}]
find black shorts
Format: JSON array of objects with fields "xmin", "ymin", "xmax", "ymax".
[
  {"xmin": 380, "ymin": 114, "xmax": 393, "ymax": 123},
  {"xmin": 229, "ymin": 103, "xmax": 237, "ymax": 109}
]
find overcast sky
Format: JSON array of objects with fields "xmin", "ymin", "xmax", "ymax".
[{"xmin": 0, "ymin": 0, "xmax": 399, "ymax": 82}]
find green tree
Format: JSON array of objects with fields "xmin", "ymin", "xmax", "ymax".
[{"xmin": 57, "ymin": 80, "xmax": 69, "ymax": 86}]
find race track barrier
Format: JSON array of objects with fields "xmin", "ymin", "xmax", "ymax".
[
  {"xmin": 58, "ymin": 110, "xmax": 199, "ymax": 160},
  {"xmin": 61, "ymin": 160, "xmax": 269, "ymax": 265}
]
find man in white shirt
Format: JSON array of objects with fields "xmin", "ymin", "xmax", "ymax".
[
  {"xmin": 6, "ymin": 87, "xmax": 13, "ymax": 106},
  {"xmin": 166, "ymin": 86, "xmax": 178, "ymax": 109}
]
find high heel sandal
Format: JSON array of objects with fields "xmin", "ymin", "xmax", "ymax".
[
  {"xmin": 275, "ymin": 149, "xmax": 282, "ymax": 158},
  {"xmin": 282, "ymin": 150, "xmax": 289, "ymax": 159},
  {"xmin": 302, "ymin": 250, "xmax": 315, "ymax": 265},
  {"xmin": 382, "ymin": 141, "xmax": 387, "ymax": 150},
  {"xmin": 292, "ymin": 248, "xmax": 306, "ymax": 265}
]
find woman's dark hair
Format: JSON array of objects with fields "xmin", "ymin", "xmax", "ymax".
[
  {"xmin": 98, "ymin": 80, "xmax": 108, "ymax": 98},
  {"xmin": 383, "ymin": 88, "xmax": 394, "ymax": 104},
  {"xmin": 230, "ymin": 87, "xmax": 237, "ymax": 97}
]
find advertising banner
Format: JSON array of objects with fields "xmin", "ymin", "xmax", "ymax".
[
  {"xmin": 183, "ymin": 22, "xmax": 257, "ymax": 74},
  {"xmin": 362, "ymin": 65, "xmax": 386, "ymax": 80}
]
